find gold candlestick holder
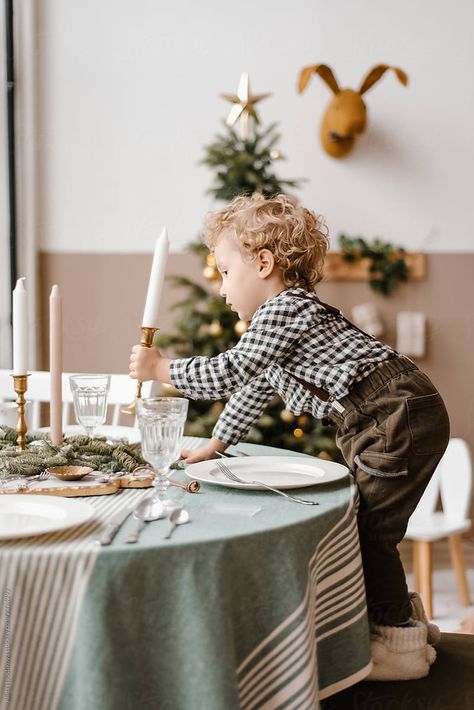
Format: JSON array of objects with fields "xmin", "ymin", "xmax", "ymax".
[
  {"xmin": 122, "ymin": 326, "xmax": 158, "ymax": 415},
  {"xmin": 11, "ymin": 374, "xmax": 30, "ymax": 451}
]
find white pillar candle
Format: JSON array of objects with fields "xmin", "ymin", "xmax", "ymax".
[
  {"xmin": 12, "ymin": 277, "xmax": 28, "ymax": 375},
  {"xmin": 142, "ymin": 227, "xmax": 169, "ymax": 328},
  {"xmin": 49, "ymin": 285, "xmax": 63, "ymax": 446}
]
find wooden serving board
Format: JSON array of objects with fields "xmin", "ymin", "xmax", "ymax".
[{"xmin": 0, "ymin": 472, "xmax": 154, "ymax": 497}]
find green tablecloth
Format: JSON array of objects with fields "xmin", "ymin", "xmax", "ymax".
[{"xmin": 1, "ymin": 439, "xmax": 371, "ymax": 710}]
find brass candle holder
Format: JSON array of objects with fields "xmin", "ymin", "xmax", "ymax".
[
  {"xmin": 122, "ymin": 326, "xmax": 158, "ymax": 415},
  {"xmin": 11, "ymin": 374, "xmax": 30, "ymax": 451}
]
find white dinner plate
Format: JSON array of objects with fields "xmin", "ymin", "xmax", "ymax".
[
  {"xmin": 185, "ymin": 456, "xmax": 348, "ymax": 490},
  {"xmin": 34, "ymin": 425, "xmax": 141, "ymax": 444},
  {"xmin": 0, "ymin": 495, "xmax": 95, "ymax": 539}
]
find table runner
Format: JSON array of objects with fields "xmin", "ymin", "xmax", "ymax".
[{"xmin": 1, "ymin": 438, "xmax": 371, "ymax": 710}]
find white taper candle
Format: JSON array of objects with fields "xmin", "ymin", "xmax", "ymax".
[
  {"xmin": 12, "ymin": 277, "xmax": 28, "ymax": 375},
  {"xmin": 142, "ymin": 227, "xmax": 169, "ymax": 328},
  {"xmin": 49, "ymin": 284, "xmax": 63, "ymax": 445}
]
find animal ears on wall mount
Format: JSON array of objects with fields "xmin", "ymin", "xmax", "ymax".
[{"xmin": 297, "ymin": 64, "xmax": 409, "ymax": 158}]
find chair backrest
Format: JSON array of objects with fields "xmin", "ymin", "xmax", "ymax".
[
  {"xmin": 410, "ymin": 464, "xmax": 441, "ymax": 519},
  {"xmin": 439, "ymin": 437, "xmax": 473, "ymax": 520},
  {"xmin": 408, "ymin": 437, "xmax": 473, "ymax": 523},
  {"xmin": 0, "ymin": 369, "xmax": 152, "ymax": 429}
]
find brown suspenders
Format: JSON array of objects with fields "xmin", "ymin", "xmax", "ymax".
[{"xmin": 284, "ymin": 291, "xmax": 375, "ymax": 408}]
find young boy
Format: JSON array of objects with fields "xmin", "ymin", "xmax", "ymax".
[{"xmin": 129, "ymin": 193, "xmax": 449, "ymax": 681}]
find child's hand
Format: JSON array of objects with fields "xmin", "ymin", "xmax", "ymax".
[
  {"xmin": 181, "ymin": 438, "xmax": 228, "ymax": 464},
  {"xmin": 129, "ymin": 344, "xmax": 170, "ymax": 383}
]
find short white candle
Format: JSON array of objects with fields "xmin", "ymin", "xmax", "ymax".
[
  {"xmin": 142, "ymin": 227, "xmax": 170, "ymax": 328},
  {"xmin": 12, "ymin": 277, "xmax": 28, "ymax": 375},
  {"xmin": 49, "ymin": 285, "xmax": 63, "ymax": 446}
]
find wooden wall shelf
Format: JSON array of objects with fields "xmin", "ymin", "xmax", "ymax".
[{"xmin": 324, "ymin": 252, "xmax": 426, "ymax": 282}]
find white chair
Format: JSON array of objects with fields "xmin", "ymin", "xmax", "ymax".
[
  {"xmin": 404, "ymin": 438, "xmax": 473, "ymax": 618},
  {"xmin": 0, "ymin": 369, "xmax": 152, "ymax": 430}
]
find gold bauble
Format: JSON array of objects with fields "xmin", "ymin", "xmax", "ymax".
[
  {"xmin": 280, "ymin": 409, "xmax": 294, "ymax": 423},
  {"xmin": 203, "ymin": 265, "xmax": 218, "ymax": 281},
  {"xmin": 293, "ymin": 428, "xmax": 304, "ymax": 438},
  {"xmin": 234, "ymin": 320, "xmax": 248, "ymax": 335},
  {"xmin": 208, "ymin": 319, "xmax": 223, "ymax": 336},
  {"xmin": 297, "ymin": 415, "xmax": 310, "ymax": 427}
]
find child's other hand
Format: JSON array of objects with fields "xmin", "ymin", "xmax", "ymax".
[
  {"xmin": 129, "ymin": 344, "xmax": 163, "ymax": 382},
  {"xmin": 181, "ymin": 438, "xmax": 228, "ymax": 464}
]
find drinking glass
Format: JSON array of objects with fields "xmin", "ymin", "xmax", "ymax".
[
  {"xmin": 69, "ymin": 374, "xmax": 111, "ymax": 437},
  {"xmin": 136, "ymin": 397, "xmax": 189, "ymax": 515}
]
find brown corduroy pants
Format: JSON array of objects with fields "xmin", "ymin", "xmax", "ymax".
[{"xmin": 331, "ymin": 355, "xmax": 450, "ymax": 626}]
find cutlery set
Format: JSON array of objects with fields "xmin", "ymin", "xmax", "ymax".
[{"xmin": 97, "ymin": 497, "xmax": 190, "ymax": 546}]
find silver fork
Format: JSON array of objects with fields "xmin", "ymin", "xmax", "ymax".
[
  {"xmin": 16, "ymin": 471, "xmax": 50, "ymax": 491},
  {"xmin": 215, "ymin": 460, "xmax": 318, "ymax": 506}
]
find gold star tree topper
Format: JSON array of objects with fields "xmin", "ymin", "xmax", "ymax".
[{"xmin": 220, "ymin": 72, "xmax": 271, "ymax": 139}]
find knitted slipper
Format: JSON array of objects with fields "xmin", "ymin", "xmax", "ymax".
[
  {"xmin": 409, "ymin": 592, "xmax": 441, "ymax": 645},
  {"xmin": 367, "ymin": 621, "xmax": 436, "ymax": 681}
]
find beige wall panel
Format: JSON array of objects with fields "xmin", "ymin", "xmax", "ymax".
[{"xmin": 39, "ymin": 252, "xmax": 474, "ymax": 464}]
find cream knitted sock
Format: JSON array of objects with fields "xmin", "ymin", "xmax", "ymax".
[
  {"xmin": 409, "ymin": 591, "xmax": 441, "ymax": 645},
  {"xmin": 367, "ymin": 621, "xmax": 436, "ymax": 681}
]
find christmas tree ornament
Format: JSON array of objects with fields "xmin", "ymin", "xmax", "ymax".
[
  {"xmin": 293, "ymin": 428, "xmax": 304, "ymax": 439},
  {"xmin": 208, "ymin": 320, "xmax": 223, "ymax": 337},
  {"xmin": 203, "ymin": 265, "xmax": 218, "ymax": 281},
  {"xmin": 280, "ymin": 409, "xmax": 294, "ymax": 423},
  {"xmin": 203, "ymin": 253, "xmax": 220, "ymax": 282},
  {"xmin": 234, "ymin": 320, "xmax": 248, "ymax": 336},
  {"xmin": 220, "ymin": 72, "xmax": 271, "ymax": 140}
]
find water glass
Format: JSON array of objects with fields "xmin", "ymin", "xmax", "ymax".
[
  {"xmin": 69, "ymin": 374, "xmax": 111, "ymax": 437},
  {"xmin": 136, "ymin": 397, "xmax": 189, "ymax": 514}
]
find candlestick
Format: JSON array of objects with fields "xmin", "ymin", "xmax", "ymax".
[
  {"xmin": 49, "ymin": 285, "xmax": 63, "ymax": 446},
  {"xmin": 142, "ymin": 227, "xmax": 169, "ymax": 328},
  {"xmin": 121, "ymin": 326, "xmax": 158, "ymax": 415},
  {"xmin": 12, "ymin": 277, "xmax": 28, "ymax": 375},
  {"xmin": 12, "ymin": 374, "xmax": 30, "ymax": 450}
]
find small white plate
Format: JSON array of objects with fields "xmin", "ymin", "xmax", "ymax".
[
  {"xmin": 34, "ymin": 425, "xmax": 141, "ymax": 444},
  {"xmin": 185, "ymin": 456, "xmax": 348, "ymax": 490},
  {"xmin": 0, "ymin": 495, "xmax": 95, "ymax": 539}
]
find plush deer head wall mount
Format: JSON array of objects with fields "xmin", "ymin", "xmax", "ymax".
[{"xmin": 297, "ymin": 64, "xmax": 409, "ymax": 158}]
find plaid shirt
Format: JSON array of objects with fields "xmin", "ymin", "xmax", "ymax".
[{"xmin": 169, "ymin": 287, "xmax": 396, "ymax": 445}]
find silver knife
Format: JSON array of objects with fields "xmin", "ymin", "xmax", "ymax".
[{"xmin": 97, "ymin": 506, "xmax": 134, "ymax": 546}]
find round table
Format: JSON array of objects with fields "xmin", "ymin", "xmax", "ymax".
[{"xmin": 0, "ymin": 438, "xmax": 371, "ymax": 710}]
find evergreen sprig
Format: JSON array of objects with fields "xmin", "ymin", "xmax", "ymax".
[{"xmin": 339, "ymin": 234, "xmax": 410, "ymax": 296}]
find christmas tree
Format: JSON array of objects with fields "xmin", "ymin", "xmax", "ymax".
[{"xmin": 157, "ymin": 74, "xmax": 340, "ymax": 461}]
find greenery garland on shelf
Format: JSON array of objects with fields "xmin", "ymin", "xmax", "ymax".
[{"xmin": 339, "ymin": 234, "xmax": 410, "ymax": 296}]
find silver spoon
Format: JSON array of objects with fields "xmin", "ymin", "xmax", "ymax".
[
  {"xmin": 124, "ymin": 496, "xmax": 164, "ymax": 544},
  {"xmin": 162, "ymin": 507, "xmax": 190, "ymax": 540}
]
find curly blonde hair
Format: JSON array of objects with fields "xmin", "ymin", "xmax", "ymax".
[{"xmin": 203, "ymin": 193, "xmax": 329, "ymax": 290}]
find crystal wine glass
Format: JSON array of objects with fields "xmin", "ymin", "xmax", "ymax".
[
  {"xmin": 69, "ymin": 374, "xmax": 111, "ymax": 437},
  {"xmin": 136, "ymin": 397, "xmax": 189, "ymax": 515}
]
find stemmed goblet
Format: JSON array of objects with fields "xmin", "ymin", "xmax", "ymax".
[
  {"xmin": 136, "ymin": 397, "xmax": 189, "ymax": 516},
  {"xmin": 69, "ymin": 374, "xmax": 111, "ymax": 437}
]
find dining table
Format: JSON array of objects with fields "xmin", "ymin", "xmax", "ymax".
[{"xmin": 0, "ymin": 436, "xmax": 372, "ymax": 710}]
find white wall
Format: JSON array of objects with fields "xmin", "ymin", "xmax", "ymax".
[{"xmin": 37, "ymin": 0, "xmax": 474, "ymax": 253}]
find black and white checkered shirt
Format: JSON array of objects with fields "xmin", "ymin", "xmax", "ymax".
[{"xmin": 169, "ymin": 288, "xmax": 396, "ymax": 445}]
